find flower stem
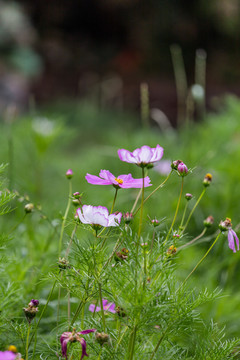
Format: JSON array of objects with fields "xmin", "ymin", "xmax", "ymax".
[
  {"xmin": 133, "ymin": 171, "xmax": 173, "ymax": 216},
  {"xmin": 149, "ymin": 324, "xmax": 170, "ymax": 360},
  {"xmin": 179, "ymin": 201, "xmax": 188, "ymax": 231},
  {"xmin": 58, "ymin": 179, "xmax": 72, "ymax": 256},
  {"xmin": 128, "ymin": 325, "xmax": 137, "ymax": 360},
  {"xmin": 65, "ymin": 223, "xmax": 78, "ymax": 258},
  {"xmin": 182, "ymin": 188, "xmax": 206, "ymax": 233},
  {"xmin": 25, "ymin": 323, "xmax": 31, "ymax": 360},
  {"xmin": 178, "ymin": 228, "xmax": 207, "ymax": 251},
  {"xmin": 99, "ymin": 282, "xmax": 106, "ymax": 332},
  {"xmin": 29, "ymin": 280, "xmax": 57, "ymax": 347},
  {"xmin": 164, "ymin": 177, "xmax": 184, "ymax": 246},
  {"xmin": 177, "ymin": 231, "xmax": 221, "ymax": 292},
  {"xmin": 110, "ymin": 188, "xmax": 119, "ymax": 214},
  {"xmin": 138, "ymin": 167, "xmax": 145, "ymax": 237}
]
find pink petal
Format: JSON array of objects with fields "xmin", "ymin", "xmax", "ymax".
[
  {"xmin": 104, "ymin": 302, "xmax": 116, "ymax": 313},
  {"xmin": 108, "ymin": 213, "xmax": 122, "ymax": 226},
  {"xmin": 118, "ymin": 149, "xmax": 138, "ymax": 164},
  {"xmin": 232, "ymin": 230, "xmax": 239, "ymax": 251},
  {"xmin": 85, "ymin": 173, "xmax": 111, "ymax": 185},
  {"xmin": 228, "ymin": 230, "xmax": 236, "ymax": 252},
  {"xmin": 136, "ymin": 145, "xmax": 153, "ymax": 164},
  {"xmin": 150, "ymin": 144, "xmax": 164, "ymax": 162},
  {"xmin": 89, "ymin": 304, "xmax": 101, "ymax": 312},
  {"xmin": 79, "ymin": 338, "xmax": 88, "ymax": 360},
  {"xmin": 99, "ymin": 170, "xmax": 116, "ymax": 183},
  {"xmin": 79, "ymin": 329, "xmax": 97, "ymax": 335}
]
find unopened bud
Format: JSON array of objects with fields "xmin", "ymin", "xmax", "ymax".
[
  {"xmin": 141, "ymin": 242, "xmax": 148, "ymax": 249},
  {"xmin": 185, "ymin": 193, "xmax": 193, "ymax": 201},
  {"xmin": 123, "ymin": 212, "xmax": 133, "ymax": 224},
  {"xmin": 29, "ymin": 299, "xmax": 39, "ymax": 307},
  {"xmin": 95, "ymin": 332, "xmax": 109, "ymax": 345},
  {"xmin": 203, "ymin": 173, "xmax": 212, "ymax": 187},
  {"xmin": 204, "ymin": 215, "xmax": 214, "ymax": 228},
  {"xmin": 219, "ymin": 217, "xmax": 232, "ymax": 232},
  {"xmin": 66, "ymin": 169, "xmax": 73, "ymax": 179},
  {"xmin": 177, "ymin": 162, "xmax": 188, "ymax": 176},
  {"xmin": 151, "ymin": 218, "xmax": 159, "ymax": 227},
  {"xmin": 24, "ymin": 203, "xmax": 34, "ymax": 213}
]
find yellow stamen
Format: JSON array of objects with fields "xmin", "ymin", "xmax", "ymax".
[{"xmin": 115, "ymin": 178, "xmax": 123, "ymax": 185}]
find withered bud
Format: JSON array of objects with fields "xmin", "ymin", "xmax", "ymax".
[
  {"xmin": 58, "ymin": 257, "xmax": 70, "ymax": 270},
  {"xmin": 203, "ymin": 173, "xmax": 212, "ymax": 187},
  {"xmin": 219, "ymin": 217, "xmax": 232, "ymax": 232},
  {"xmin": 23, "ymin": 301, "xmax": 39, "ymax": 323},
  {"xmin": 167, "ymin": 245, "xmax": 177, "ymax": 256},
  {"xmin": 24, "ymin": 203, "xmax": 34, "ymax": 213},
  {"xmin": 123, "ymin": 212, "xmax": 133, "ymax": 224},
  {"xmin": 171, "ymin": 160, "xmax": 182, "ymax": 170},
  {"xmin": 115, "ymin": 248, "xmax": 129, "ymax": 262},
  {"xmin": 95, "ymin": 332, "xmax": 109, "ymax": 346},
  {"xmin": 116, "ymin": 306, "xmax": 126, "ymax": 317},
  {"xmin": 204, "ymin": 215, "xmax": 214, "ymax": 228}
]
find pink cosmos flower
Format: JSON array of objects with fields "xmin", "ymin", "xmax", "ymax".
[
  {"xmin": 228, "ymin": 229, "xmax": 239, "ymax": 253},
  {"xmin": 60, "ymin": 328, "xmax": 96, "ymax": 360},
  {"xmin": 0, "ymin": 352, "xmax": 16, "ymax": 360},
  {"xmin": 77, "ymin": 205, "xmax": 122, "ymax": 227},
  {"xmin": 118, "ymin": 145, "xmax": 164, "ymax": 166},
  {"xmin": 85, "ymin": 170, "xmax": 151, "ymax": 188},
  {"xmin": 89, "ymin": 299, "xmax": 116, "ymax": 314}
]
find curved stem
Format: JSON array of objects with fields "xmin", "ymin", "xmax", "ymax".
[
  {"xmin": 177, "ymin": 231, "xmax": 221, "ymax": 292},
  {"xmin": 134, "ymin": 171, "xmax": 173, "ymax": 216},
  {"xmin": 164, "ymin": 177, "xmax": 184, "ymax": 246},
  {"xmin": 58, "ymin": 180, "xmax": 72, "ymax": 256},
  {"xmin": 182, "ymin": 188, "xmax": 206, "ymax": 233},
  {"xmin": 178, "ymin": 228, "xmax": 207, "ymax": 251},
  {"xmin": 65, "ymin": 223, "xmax": 78, "ymax": 258}
]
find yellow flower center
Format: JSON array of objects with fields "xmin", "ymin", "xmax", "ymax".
[
  {"xmin": 8, "ymin": 346, "xmax": 17, "ymax": 353},
  {"xmin": 115, "ymin": 178, "xmax": 123, "ymax": 185}
]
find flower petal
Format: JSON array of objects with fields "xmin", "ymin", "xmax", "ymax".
[
  {"xmin": 79, "ymin": 338, "xmax": 88, "ymax": 360},
  {"xmin": 108, "ymin": 212, "xmax": 122, "ymax": 226},
  {"xmin": 150, "ymin": 144, "xmax": 164, "ymax": 162},
  {"xmin": 232, "ymin": 229, "xmax": 239, "ymax": 251},
  {"xmin": 60, "ymin": 333, "xmax": 71, "ymax": 359},
  {"xmin": 89, "ymin": 304, "xmax": 101, "ymax": 312},
  {"xmin": 99, "ymin": 170, "xmax": 116, "ymax": 182},
  {"xmin": 79, "ymin": 329, "xmax": 97, "ymax": 335},
  {"xmin": 85, "ymin": 173, "xmax": 111, "ymax": 185},
  {"xmin": 136, "ymin": 145, "xmax": 153, "ymax": 164},
  {"xmin": 118, "ymin": 149, "xmax": 138, "ymax": 164},
  {"xmin": 104, "ymin": 302, "xmax": 116, "ymax": 313},
  {"xmin": 228, "ymin": 229, "xmax": 236, "ymax": 252},
  {"xmin": 120, "ymin": 175, "xmax": 152, "ymax": 188}
]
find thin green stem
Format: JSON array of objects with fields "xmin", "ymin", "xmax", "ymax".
[
  {"xmin": 164, "ymin": 177, "xmax": 184, "ymax": 246},
  {"xmin": 179, "ymin": 201, "xmax": 188, "ymax": 231},
  {"xmin": 99, "ymin": 282, "xmax": 106, "ymax": 332},
  {"xmin": 25, "ymin": 323, "xmax": 31, "ymax": 360},
  {"xmin": 65, "ymin": 223, "xmax": 78, "ymax": 258},
  {"xmin": 138, "ymin": 167, "xmax": 145, "ymax": 237},
  {"xmin": 182, "ymin": 188, "xmax": 206, "ymax": 233},
  {"xmin": 178, "ymin": 228, "xmax": 207, "ymax": 251},
  {"xmin": 58, "ymin": 180, "xmax": 72, "ymax": 256},
  {"xmin": 149, "ymin": 324, "xmax": 171, "ymax": 360},
  {"xmin": 177, "ymin": 232, "xmax": 221, "ymax": 292},
  {"xmin": 110, "ymin": 187, "xmax": 119, "ymax": 214},
  {"xmin": 131, "ymin": 188, "xmax": 142, "ymax": 214},
  {"xmin": 134, "ymin": 171, "xmax": 173, "ymax": 216},
  {"xmin": 29, "ymin": 280, "xmax": 57, "ymax": 347},
  {"xmin": 128, "ymin": 325, "xmax": 137, "ymax": 360}
]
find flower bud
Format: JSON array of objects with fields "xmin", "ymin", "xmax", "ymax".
[
  {"xmin": 23, "ymin": 299, "xmax": 39, "ymax": 323},
  {"xmin": 66, "ymin": 169, "xmax": 73, "ymax": 179},
  {"xmin": 204, "ymin": 215, "xmax": 214, "ymax": 228},
  {"xmin": 185, "ymin": 193, "xmax": 193, "ymax": 201},
  {"xmin": 203, "ymin": 173, "xmax": 212, "ymax": 187},
  {"xmin": 123, "ymin": 212, "xmax": 133, "ymax": 224},
  {"xmin": 24, "ymin": 203, "xmax": 34, "ymax": 213},
  {"xmin": 177, "ymin": 162, "xmax": 188, "ymax": 176},
  {"xmin": 167, "ymin": 245, "xmax": 177, "ymax": 256},
  {"xmin": 173, "ymin": 233, "xmax": 180, "ymax": 239},
  {"xmin": 219, "ymin": 217, "xmax": 232, "ymax": 232},
  {"xmin": 171, "ymin": 160, "xmax": 182, "ymax": 170},
  {"xmin": 115, "ymin": 248, "xmax": 129, "ymax": 262},
  {"xmin": 151, "ymin": 218, "xmax": 159, "ymax": 227},
  {"xmin": 141, "ymin": 242, "xmax": 148, "ymax": 249},
  {"xmin": 116, "ymin": 306, "xmax": 126, "ymax": 317},
  {"xmin": 58, "ymin": 257, "xmax": 70, "ymax": 270},
  {"xmin": 95, "ymin": 332, "xmax": 109, "ymax": 345},
  {"xmin": 73, "ymin": 192, "xmax": 81, "ymax": 199}
]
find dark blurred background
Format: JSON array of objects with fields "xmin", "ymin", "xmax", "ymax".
[{"xmin": 0, "ymin": 0, "xmax": 240, "ymax": 123}]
